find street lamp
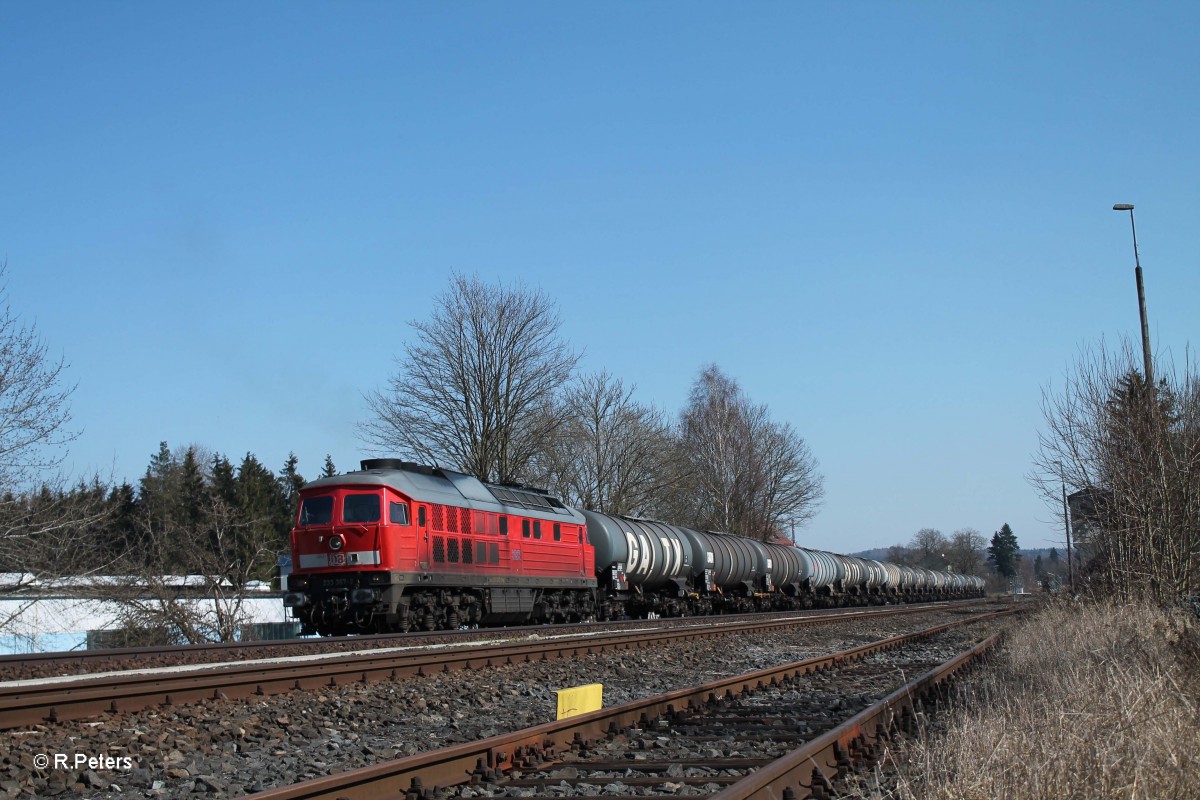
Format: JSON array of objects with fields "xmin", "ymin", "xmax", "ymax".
[
  {"xmin": 1113, "ymin": 203, "xmax": 1153, "ymax": 387},
  {"xmin": 1060, "ymin": 474, "xmax": 1074, "ymax": 595}
]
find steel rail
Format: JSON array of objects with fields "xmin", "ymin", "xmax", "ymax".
[
  {"xmin": 240, "ymin": 608, "xmax": 1015, "ymax": 800},
  {"xmin": 711, "ymin": 632, "xmax": 1001, "ymax": 800},
  {"xmin": 0, "ymin": 601, "xmax": 992, "ymax": 730},
  {"xmin": 0, "ymin": 599, "xmax": 989, "ymax": 675}
]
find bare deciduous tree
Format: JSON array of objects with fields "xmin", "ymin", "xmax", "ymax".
[
  {"xmin": 673, "ymin": 365, "xmax": 823, "ymax": 540},
  {"xmin": 740, "ymin": 409, "xmax": 825, "ymax": 537},
  {"xmin": 1030, "ymin": 340, "xmax": 1200, "ymax": 604},
  {"xmin": 106, "ymin": 492, "xmax": 277, "ymax": 643},
  {"xmin": 532, "ymin": 371, "xmax": 681, "ymax": 516},
  {"xmin": 0, "ymin": 266, "xmax": 76, "ymax": 489},
  {"xmin": 674, "ymin": 366, "xmax": 743, "ymax": 530},
  {"xmin": 0, "ymin": 265, "xmax": 116, "ymax": 633},
  {"xmin": 0, "ymin": 481, "xmax": 113, "ymax": 572},
  {"xmin": 910, "ymin": 527, "xmax": 949, "ymax": 569},
  {"xmin": 360, "ymin": 274, "xmax": 579, "ymax": 484},
  {"xmin": 947, "ymin": 527, "xmax": 987, "ymax": 576},
  {"xmin": 0, "ymin": 480, "xmax": 116, "ymax": 636},
  {"xmin": 885, "ymin": 543, "xmax": 913, "ymax": 566}
]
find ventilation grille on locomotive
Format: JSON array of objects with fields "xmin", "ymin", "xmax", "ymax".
[
  {"xmin": 488, "ymin": 485, "xmax": 570, "ymax": 513},
  {"xmin": 430, "ymin": 504, "xmax": 472, "ymax": 533}
]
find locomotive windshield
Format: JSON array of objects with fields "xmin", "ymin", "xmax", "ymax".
[
  {"xmin": 298, "ymin": 496, "xmax": 333, "ymax": 526},
  {"xmin": 343, "ymin": 493, "xmax": 381, "ymax": 523}
]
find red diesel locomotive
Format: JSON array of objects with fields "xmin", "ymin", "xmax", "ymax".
[{"xmin": 284, "ymin": 459, "xmax": 596, "ymax": 634}]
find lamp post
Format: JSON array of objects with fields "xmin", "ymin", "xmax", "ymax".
[
  {"xmin": 1113, "ymin": 203, "xmax": 1153, "ymax": 387},
  {"xmin": 1061, "ymin": 477, "xmax": 1074, "ymax": 595}
]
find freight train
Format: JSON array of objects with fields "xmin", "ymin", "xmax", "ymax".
[{"xmin": 283, "ymin": 460, "xmax": 984, "ymax": 635}]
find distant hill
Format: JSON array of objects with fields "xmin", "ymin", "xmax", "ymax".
[
  {"xmin": 851, "ymin": 546, "xmax": 1067, "ymax": 561},
  {"xmin": 851, "ymin": 548, "xmax": 893, "ymax": 561}
]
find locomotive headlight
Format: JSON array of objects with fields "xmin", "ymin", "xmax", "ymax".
[{"xmin": 329, "ymin": 535, "xmax": 345, "ymax": 551}]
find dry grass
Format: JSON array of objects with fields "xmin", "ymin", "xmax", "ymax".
[{"xmin": 876, "ymin": 600, "xmax": 1200, "ymax": 800}]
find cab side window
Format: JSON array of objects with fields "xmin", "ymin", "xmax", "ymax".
[{"xmin": 389, "ymin": 502, "xmax": 410, "ymax": 525}]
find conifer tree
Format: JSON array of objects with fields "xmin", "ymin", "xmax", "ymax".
[
  {"xmin": 210, "ymin": 454, "xmax": 238, "ymax": 508},
  {"xmin": 177, "ymin": 447, "xmax": 209, "ymax": 532},
  {"xmin": 987, "ymin": 523, "xmax": 1021, "ymax": 579},
  {"xmin": 139, "ymin": 441, "xmax": 176, "ymax": 522},
  {"xmin": 278, "ymin": 453, "xmax": 305, "ymax": 524},
  {"xmin": 236, "ymin": 453, "xmax": 288, "ymax": 581}
]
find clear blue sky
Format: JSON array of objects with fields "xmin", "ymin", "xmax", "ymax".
[{"xmin": 3, "ymin": 2, "xmax": 1197, "ymax": 554}]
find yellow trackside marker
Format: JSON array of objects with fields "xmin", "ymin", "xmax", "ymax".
[{"xmin": 554, "ymin": 683, "xmax": 603, "ymax": 720}]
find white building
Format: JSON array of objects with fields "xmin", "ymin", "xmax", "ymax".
[{"xmin": 0, "ymin": 574, "xmax": 289, "ymax": 654}]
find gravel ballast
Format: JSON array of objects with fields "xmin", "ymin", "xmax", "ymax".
[{"xmin": 1, "ymin": 606, "xmax": 1008, "ymax": 799}]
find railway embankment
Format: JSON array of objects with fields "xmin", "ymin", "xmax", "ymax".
[{"xmin": 832, "ymin": 599, "xmax": 1200, "ymax": 799}]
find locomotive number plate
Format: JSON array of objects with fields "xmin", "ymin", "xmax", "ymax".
[{"xmin": 327, "ymin": 553, "xmax": 348, "ymax": 567}]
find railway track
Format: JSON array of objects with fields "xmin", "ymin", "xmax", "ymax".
[
  {"xmin": 0, "ymin": 600, "xmax": 1000, "ymax": 730},
  {"xmin": 0, "ymin": 599, "xmax": 991, "ymax": 683},
  {"xmin": 242, "ymin": 608, "xmax": 1014, "ymax": 800}
]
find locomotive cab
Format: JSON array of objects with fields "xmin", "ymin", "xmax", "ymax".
[
  {"xmin": 293, "ymin": 490, "xmax": 390, "ymax": 569},
  {"xmin": 291, "ymin": 488, "xmax": 417, "ymax": 570},
  {"xmin": 285, "ymin": 481, "xmax": 418, "ymax": 634}
]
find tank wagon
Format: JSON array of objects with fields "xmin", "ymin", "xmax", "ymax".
[{"xmin": 285, "ymin": 460, "xmax": 984, "ymax": 635}]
